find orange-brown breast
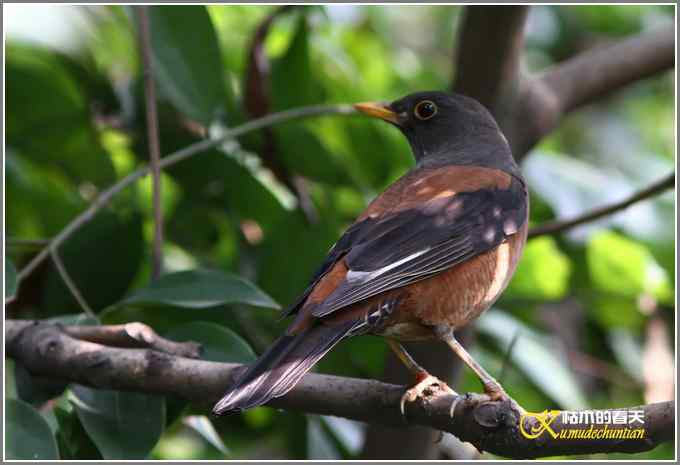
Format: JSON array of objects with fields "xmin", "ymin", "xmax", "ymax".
[
  {"xmin": 403, "ymin": 221, "xmax": 528, "ymax": 330},
  {"xmin": 357, "ymin": 223, "xmax": 527, "ymax": 341}
]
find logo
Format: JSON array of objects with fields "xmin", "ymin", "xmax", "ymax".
[
  {"xmin": 520, "ymin": 410, "xmax": 561, "ymax": 439},
  {"xmin": 519, "ymin": 409, "xmax": 646, "ymax": 440}
]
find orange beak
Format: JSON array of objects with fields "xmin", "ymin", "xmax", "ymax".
[{"xmin": 353, "ymin": 102, "xmax": 400, "ymax": 125}]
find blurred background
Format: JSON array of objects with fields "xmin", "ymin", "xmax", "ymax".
[{"xmin": 4, "ymin": 4, "xmax": 675, "ymax": 460}]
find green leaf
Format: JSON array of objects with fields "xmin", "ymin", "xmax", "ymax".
[
  {"xmin": 7, "ymin": 44, "xmax": 116, "ymax": 188},
  {"xmin": 42, "ymin": 209, "xmax": 144, "ymax": 315},
  {"xmin": 587, "ymin": 230, "xmax": 672, "ymax": 302},
  {"xmin": 257, "ymin": 209, "xmax": 340, "ymax": 305},
  {"xmin": 165, "ymin": 321, "xmax": 256, "ymax": 364},
  {"xmin": 588, "ymin": 294, "xmax": 645, "ymax": 330},
  {"xmin": 271, "ymin": 13, "xmax": 323, "ymax": 111},
  {"xmin": 506, "ymin": 236, "xmax": 572, "ymax": 300},
  {"xmin": 53, "ymin": 400, "xmax": 103, "ymax": 460},
  {"xmin": 148, "ymin": 6, "xmax": 230, "ymax": 125},
  {"xmin": 70, "ymin": 386, "xmax": 165, "ymax": 459},
  {"xmin": 477, "ymin": 309, "xmax": 588, "ymax": 409},
  {"xmin": 120, "ymin": 269, "xmax": 280, "ymax": 310},
  {"xmin": 182, "ymin": 415, "xmax": 229, "ymax": 456},
  {"xmin": 275, "ymin": 124, "xmax": 351, "ymax": 186},
  {"xmin": 5, "ymin": 257, "xmax": 17, "ymax": 300},
  {"xmin": 6, "ymin": 398, "xmax": 59, "ymax": 459}
]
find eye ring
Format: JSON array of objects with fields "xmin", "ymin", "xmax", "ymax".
[{"xmin": 414, "ymin": 100, "xmax": 437, "ymax": 120}]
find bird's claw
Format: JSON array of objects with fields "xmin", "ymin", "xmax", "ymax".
[{"xmin": 400, "ymin": 373, "xmax": 456, "ymax": 418}]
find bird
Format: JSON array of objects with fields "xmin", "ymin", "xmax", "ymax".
[{"xmin": 213, "ymin": 91, "xmax": 529, "ymax": 416}]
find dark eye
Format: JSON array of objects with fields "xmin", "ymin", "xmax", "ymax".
[{"xmin": 414, "ymin": 100, "xmax": 437, "ymax": 120}]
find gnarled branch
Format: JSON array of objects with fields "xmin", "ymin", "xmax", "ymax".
[{"xmin": 6, "ymin": 320, "xmax": 674, "ymax": 459}]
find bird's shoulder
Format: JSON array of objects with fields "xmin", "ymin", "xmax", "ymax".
[{"xmin": 358, "ymin": 164, "xmax": 516, "ymax": 221}]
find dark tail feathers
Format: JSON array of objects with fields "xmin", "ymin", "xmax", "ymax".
[{"xmin": 212, "ymin": 321, "xmax": 358, "ymax": 415}]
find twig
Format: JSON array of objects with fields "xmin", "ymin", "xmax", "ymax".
[
  {"xmin": 63, "ymin": 321, "xmax": 202, "ymax": 358},
  {"xmin": 135, "ymin": 6, "xmax": 164, "ymax": 279},
  {"xmin": 6, "ymin": 238, "xmax": 52, "ymax": 248},
  {"xmin": 49, "ymin": 248, "xmax": 95, "ymax": 318},
  {"xmin": 9, "ymin": 103, "xmax": 355, "ymax": 302},
  {"xmin": 5, "ymin": 319, "xmax": 674, "ymax": 459},
  {"xmin": 528, "ymin": 172, "xmax": 675, "ymax": 238}
]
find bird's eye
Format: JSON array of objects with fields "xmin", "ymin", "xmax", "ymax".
[{"xmin": 414, "ymin": 100, "xmax": 437, "ymax": 120}]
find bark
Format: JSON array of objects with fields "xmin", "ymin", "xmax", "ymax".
[{"xmin": 6, "ymin": 320, "xmax": 673, "ymax": 459}]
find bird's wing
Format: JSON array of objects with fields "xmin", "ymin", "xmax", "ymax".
[{"xmin": 284, "ymin": 165, "xmax": 528, "ymax": 319}]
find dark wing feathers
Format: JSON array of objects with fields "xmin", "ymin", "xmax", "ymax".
[{"xmin": 312, "ymin": 177, "xmax": 528, "ymax": 318}]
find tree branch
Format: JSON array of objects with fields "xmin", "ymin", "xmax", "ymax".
[
  {"xmin": 528, "ymin": 172, "xmax": 675, "ymax": 239},
  {"xmin": 8, "ymin": 104, "xmax": 355, "ymax": 303},
  {"xmin": 64, "ymin": 321, "xmax": 201, "ymax": 358},
  {"xmin": 514, "ymin": 25, "xmax": 675, "ymax": 157},
  {"xmin": 49, "ymin": 248, "xmax": 94, "ymax": 317},
  {"xmin": 135, "ymin": 6, "xmax": 164, "ymax": 279},
  {"xmin": 6, "ymin": 320, "xmax": 673, "ymax": 459},
  {"xmin": 6, "ymin": 238, "xmax": 51, "ymax": 249},
  {"xmin": 452, "ymin": 5, "xmax": 529, "ymax": 123}
]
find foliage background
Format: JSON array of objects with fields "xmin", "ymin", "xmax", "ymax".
[{"xmin": 4, "ymin": 4, "xmax": 675, "ymax": 460}]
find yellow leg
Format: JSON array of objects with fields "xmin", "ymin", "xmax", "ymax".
[
  {"xmin": 435, "ymin": 327, "xmax": 506, "ymax": 400},
  {"xmin": 387, "ymin": 339, "xmax": 457, "ymax": 416}
]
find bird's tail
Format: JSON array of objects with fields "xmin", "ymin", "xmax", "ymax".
[{"xmin": 212, "ymin": 320, "xmax": 358, "ymax": 415}]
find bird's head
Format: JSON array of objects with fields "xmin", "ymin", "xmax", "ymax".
[{"xmin": 354, "ymin": 91, "xmax": 517, "ymax": 173}]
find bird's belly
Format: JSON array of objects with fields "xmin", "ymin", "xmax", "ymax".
[
  {"xmin": 378, "ymin": 231, "xmax": 525, "ymax": 337},
  {"xmin": 411, "ymin": 235, "xmax": 524, "ymax": 329}
]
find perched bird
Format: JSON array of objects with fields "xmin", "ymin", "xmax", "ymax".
[{"xmin": 213, "ymin": 91, "xmax": 529, "ymax": 415}]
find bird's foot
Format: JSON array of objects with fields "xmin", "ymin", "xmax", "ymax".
[
  {"xmin": 483, "ymin": 380, "xmax": 508, "ymax": 401},
  {"xmin": 483, "ymin": 381, "xmax": 525, "ymax": 415},
  {"xmin": 400, "ymin": 371, "xmax": 457, "ymax": 417}
]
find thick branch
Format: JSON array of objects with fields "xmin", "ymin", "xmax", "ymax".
[
  {"xmin": 6, "ymin": 320, "xmax": 673, "ymax": 459},
  {"xmin": 528, "ymin": 172, "xmax": 675, "ymax": 239},
  {"xmin": 542, "ymin": 25, "xmax": 675, "ymax": 114},
  {"xmin": 515, "ymin": 26, "xmax": 675, "ymax": 157},
  {"xmin": 9, "ymin": 104, "xmax": 355, "ymax": 302},
  {"xmin": 453, "ymin": 6, "xmax": 529, "ymax": 125},
  {"xmin": 135, "ymin": 6, "xmax": 164, "ymax": 279}
]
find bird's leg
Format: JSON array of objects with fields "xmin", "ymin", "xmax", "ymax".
[
  {"xmin": 386, "ymin": 339, "xmax": 457, "ymax": 416},
  {"xmin": 434, "ymin": 326, "xmax": 508, "ymax": 401}
]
